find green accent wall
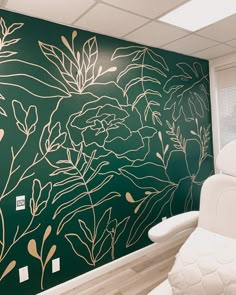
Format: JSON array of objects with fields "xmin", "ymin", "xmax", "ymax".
[{"xmin": 0, "ymin": 9, "xmax": 214, "ymax": 295}]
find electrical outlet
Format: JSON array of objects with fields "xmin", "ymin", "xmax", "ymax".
[
  {"xmin": 52, "ymin": 258, "xmax": 60, "ymax": 273},
  {"xmin": 19, "ymin": 266, "xmax": 29, "ymax": 283},
  {"xmin": 162, "ymin": 216, "xmax": 167, "ymax": 222},
  {"xmin": 16, "ymin": 195, "xmax": 25, "ymax": 211}
]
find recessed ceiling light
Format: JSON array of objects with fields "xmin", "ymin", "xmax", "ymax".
[{"xmin": 159, "ymin": 0, "xmax": 236, "ymax": 31}]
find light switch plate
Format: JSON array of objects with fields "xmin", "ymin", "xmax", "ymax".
[
  {"xmin": 16, "ymin": 195, "xmax": 25, "ymax": 211},
  {"xmin": 52, "ymin": 258, "xmax": 60, "ymax": 273},
  {"xmin": 19, "ymin": 266, "xmax": 29, "ymax": 283}
]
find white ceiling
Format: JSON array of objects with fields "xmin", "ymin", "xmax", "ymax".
[{"xmin": 3, "ymin": 0, "xmax": 236, "ymax": 60}]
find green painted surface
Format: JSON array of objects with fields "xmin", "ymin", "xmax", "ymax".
[{"xmin": 0, "ymin": 9, "xmax": 214, "ymax": 295}]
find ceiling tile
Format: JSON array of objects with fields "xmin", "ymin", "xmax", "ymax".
[
  {"xmin": 102, "ymin": 0, "xmax": 188, "ymax": 19},
  {"xmin": 197, "ymin": 14, "xmax": 236, "ymax": 42},
  {"xmin": 161, "ymin": 34, "xmax": 218, "ymax": 55},
  {"xmin": 5, "ymin": 0, "xmax": 95, "ymax": 24},
  {"xmin": 74, "ymin": 3, "xmax": 148, "ymax": 38},
  {"xmin": 192, "ymin": 44, "xmax": 236, "ymax": 60},
  {"xmin": 226, "ymin": 38, "xmax": 236, "ymax": 48},
  {"xmin": 125, "ymin": 21, "xmax": 189, "ymax": 47}
]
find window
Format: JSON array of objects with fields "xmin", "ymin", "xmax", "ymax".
[{"xmin": 216, "ymin": 65, "xmax": 236, "ymax": 148}]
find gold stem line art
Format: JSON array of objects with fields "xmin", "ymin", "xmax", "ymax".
[
  {"xmin": 65, "ymin": 210, "xmax": 130, "ymax": 266},
  {"xmin": 1, "ymin": 99, "xmax": 40, "ymax": 201},
  {"xmin": 111, "ymin": 237, "xmax": 115, "ymax": 260},
  {"xmin": 0, "ymin": 97, "xmax": 56, "ymax": 276},
  {"xmin": 0, "ymin": 214, "xmax": 40, "ymax": 263},
  {"xmin": 123, "ymin": 116, "xmax": 213, "ymax": 247},
  {"xmin": 0, "ymin": 209, "xmax": 5, "ymax": 261},
  {"xmin": 0, "ymin": 18, "xmax": 23, "ymax": 53},
  {"xmin": 111, "ymin": 46, "xmax": 168, "ymax": 126},
  {"xmin": 1, "ymin": 152, "xmax": 48, "ymax": 201},
  {"xmin": 68, "ymin": 162, "xmax": 97, "ymax": 265},
  {"xmin": 52, "ymin": 147, "xmax": 119, "ymax": 266},
  {"xmin": 166, "ymin": 120, "xmax": 192, "ymax": 177},
  {"xmin": 190, "ymin": 118, "xmax": 211, "ymax": 166},
  {"xmin": 125, "ymin": 192, "xmax": 151, "ymax": 215},
  {"xmin": 156, "ymin": 131, "xmax": 172, "ymax": 183},
  {"xmin": 140, "ymin": 50, "xmax": 162, "ymax": 125},
  {"xmin": 39, "ymin": 97, "xmax": 64, "ymax": 170},
  {"xmin": 0, "ymin": 178, "xmax": 52, "ymax": 265},
  {"xmin": 28, "ymin": 225, "xmax": 56, "ymax": 290},
  {"xmin": 126, "ymin": 185, "xmax": 177, "ymax": 247},
  {"xmin": 0, "ymin": 134, "xmax": 29, "ymax": 199},
  {"xmin": 66, "ymin": 149, "xmax": 97, "ymax": 265},
  {"xmin": 39, "ymin": 31, "xmax": 117, "ymax": 95}
]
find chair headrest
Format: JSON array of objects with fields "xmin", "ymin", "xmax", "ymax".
[{"xmin": 216, "ymin": 140, "xmax": 236, "ymax": 176}]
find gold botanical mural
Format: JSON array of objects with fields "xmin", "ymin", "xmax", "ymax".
[{"xmin": 0, "ymin": 10, "xmax": 214, "ymax": 295}]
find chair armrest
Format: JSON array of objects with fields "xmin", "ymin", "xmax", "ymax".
[{"xmin": 148, "ymin": 211, "xmax": 199, "ymax": 243}]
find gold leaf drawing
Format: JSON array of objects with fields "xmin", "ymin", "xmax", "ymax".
[
  {"xmin": 7, "ymin": 22, "xmax": 23, "ymax": 35},
  {"xmin": 164, "ymin": 144, "xmax": 169, "ymax": 154},
  {"xmin": 45, "ymin": 245, "xmax": 56, "ymax": 266},
  {"xmin": 0, "ymin": 51, "xmax": 16, "ymax": 58},
  {"xmin": 45, "ymin": 122, "xmax": 66, "ymax": 152},
  {"xmin": 72, "ymin": 30, "xmax": 77, "ymax": 41},
  {"xmin": 27, "ymin": 239, "xmax": 40, "ymax": 259},
  {"xmin": 30, "ymin": 179, "xmax": 52, "ymax": 217},
  {"xmin": 0, "ymin": 260, "xmax": 16, "ymax": 281},
  {"xmin": 43, "ymin": 225, "xmax": 51, "ymax": 243},
  {"xmin": 125, "ymin": 192, "xmax": 135, "ymax": 203},
  {"xmin": 156, "ymin": 152, "xmax": 163, "ymax": 161},
  {"xmin": 76, "ymin": 50, "xmax": 80, "ymax": 63},
  {"xmin": 0, "ymin": 106, "xmax": 6, "ymax": 117},
  {"xmin": 134, "ymin": 203, "xmax": 142, "ymax": 214},
  {"xmin": 12, "ymin": 100, "xmax": 38, "ymax": 135},
  {"xmin": 78, "ymin": 220, "xmax": 93, "ymax": 242},
  {"xmin": 0, "ymin": 18, "xmax": 23, "ymax": 55},
  {"xmin": 0, "ymin": 129, "xmax": 4, "ymax": 142},
  {"xmin": 61, "ymin": 35, "xmax": 71, "ymax": 51}
]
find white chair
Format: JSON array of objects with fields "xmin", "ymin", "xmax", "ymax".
[{"xmin": 148, "ymin": 140, "xmax": 236, "ymax": 295}]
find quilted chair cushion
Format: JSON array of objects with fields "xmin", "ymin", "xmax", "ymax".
[
  {"xmin": 168, "ymin": 227, "xmax": 236, "ymax": 295},
  {"xmin": 148, "ymin": 280, "xmax": 172, "ymax": 295}
]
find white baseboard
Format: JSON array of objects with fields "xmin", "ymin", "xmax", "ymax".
[{"xmin": 37, "ymin": 237, "xmax": 185, "ymax": 295}]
